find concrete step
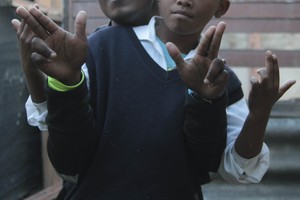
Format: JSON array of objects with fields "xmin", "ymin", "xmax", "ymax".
[
  {"xmin": 201, "ymin": 100, "xmax": 300, "ymax": 200},
  {"xmin": 202, "ymin": 181, "xmax": 300, "ymax": 200}
]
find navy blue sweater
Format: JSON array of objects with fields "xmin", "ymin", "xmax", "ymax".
[{"xmin": 46, "ymin": 26, "xmax": 243, "ymax": 200}]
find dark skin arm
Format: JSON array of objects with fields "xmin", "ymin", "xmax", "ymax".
[
  {"xmin": 11, "ymin": 5, "xmax": 46, "ymax": 103},
  {"xmin": 167, "ymin": 22, "xmax": 229, "ymax": 100},
  {"xmin": 235, "ymin": 51, "xmax": 295, "ymax": 158},
  {"xmin": 168, "ymin": 22, "xmax": 296, "ymax": 160},
  {"xmin": 15, "ymin": 6, "xmax": 87, "ymax": 85},
  {"xmin": 15, "ymin": 6, "xmax": 98, "ymax": 176}
]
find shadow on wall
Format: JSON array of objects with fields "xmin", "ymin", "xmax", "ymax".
[{"xmin": 0, "ymin": 6, "xmax": 43, "ymax": 200}]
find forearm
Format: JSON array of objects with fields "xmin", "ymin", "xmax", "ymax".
[
  {"xmin": 184, "ymin": 92, "xmax": 227, "ymax": 172},
  {"xmin": 46, "ymin": 78, "xmax": 98, "ymax": 176},
  {"xmin": 234, "ymin": 111, "xmax": 270, "ymax": 159},
  {"xmin": 23, "ymin": 66, "xmax": 47, "ymax": 103}
]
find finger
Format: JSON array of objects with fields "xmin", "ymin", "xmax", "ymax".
[
  {"xmin": 22, "ymin": 23, "xmax": 35, "ymax": 39},
  {"xmin": 204, "ymin": 58, "xmax": 225, "ymax": 84},
  {"xmin": 31, "ymin": 52, "xmax": 51, "ymax": 69},
  {"xmin": 196, "ymin": 26, "xmax": 216, "ymax": 57},
  {"xmin": 74, "ymin": 11, "xmax": 87, "ymax": 39},
  {"xmin": 33, "ymin": 4, "xmax": 39, "ymax": 9},
  {"xmin": 16, "ymin": 6, "xmax": 49, "ymax": 39},
  {"xmin": 256, "ymin": 68, "xmax": 268, "ymax": 84},
  {"xmin": 272, "ymin": 53, "xmax": 280, "ymax": 89},
  {"xmin": 166, "ymin": 42, "xmax": 186, "ymax": 72},
  {"xmin": 221, "ymin": 58, "xmax": 227, "ymax": 64},
  {"xmin": 277, "ymin": 80, "xmax": 296, "ymax": 99},
  {"xmin": 28, "ymin": 7, "xmax": 59, "ymax": 35},
  {"xmin": 207, "ymin": 21, "xmax": 226, "ymax": 60},
  {"xmin": 264, "ymin": 50, "xmax": 274, "ymax": 82},
  {"xmin": 31, "ymin": 37, "xmax": 56, "ymax": 59},
  {"xmin": 208, "ymin": 69, "xmax": 229, "ymax": 88},
  {"xmin": 250, "ymin": 76, "xmax": 260, "ymax": 91},
  {"xmin": 11, "ymin": 19, "xmax": 21, "ymax": 31}
]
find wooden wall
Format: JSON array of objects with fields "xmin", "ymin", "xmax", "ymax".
[
  {"xmin": 67, "ymin": 0, "xmax": 108, "ymax": 35},
  {"xmin": 208, "ymin": 0, "xmax": 300, "ymax": 67},
  {"xmin": 0, "ymin": 6, "xmax": 43, "ymax": 200}
]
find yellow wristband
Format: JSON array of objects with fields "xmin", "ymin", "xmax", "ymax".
[{"xmin": 48, "ymin": 71, "xmax": 85, "ymax": 92}]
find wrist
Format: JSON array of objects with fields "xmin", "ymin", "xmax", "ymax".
[
  {"xmin": 61, "ymin": 71, "xmax": 82, "ymax": 86},
  {"xmin": 191, "ymin": 91, "xmax": 226, "ymax": 104},
  {"xmin": 48, "ymin": 71, "xmax": 85, "ymax": 92},
  {"xmin": 248, "ymin": 109, "xmax": 271, "ymax": 122}
]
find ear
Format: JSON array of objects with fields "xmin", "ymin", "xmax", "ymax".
[{"xmin": 215, "ymin": 0, "xmax": 230, "ymax": 18}]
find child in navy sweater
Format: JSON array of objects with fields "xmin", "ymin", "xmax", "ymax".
[{"xmin": 12, "ymin": 0, "xmax": 296, "ymax": 198}]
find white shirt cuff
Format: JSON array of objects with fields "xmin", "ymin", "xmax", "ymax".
[
  {"xmin": 218, "ymin": 143, "xmax": 270, "ymax": 184},
  {"xmin": 25, "ymin": 96, "xmax": 48, "ymax": 131}
]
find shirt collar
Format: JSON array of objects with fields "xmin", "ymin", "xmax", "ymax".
[
  {"xmin": 133, "ymin": 16, "xmax": 196, "ymax": 60},
  {"xmin": 133, "ymin": 16, "xmax": 161, "ymax": 43}
]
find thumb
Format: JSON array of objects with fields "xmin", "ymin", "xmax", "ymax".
[
  {"xmin": 166, "ymin": 42, "xmax": 185, "ymax": 72},
  {"xmin": 75, "ymin": 11, "xmax": 87, "ymax": 39},
  {"xmin": 277, "ymin": 80, "xmax": 296, "ymax": 100}
]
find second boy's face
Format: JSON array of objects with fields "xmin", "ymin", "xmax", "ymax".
[
  {"xmin": 158, "ymin": 0, "xmax": 226, "ymax": 35},
  {"xmin": 98, "ymin": 0, "xmax": 157, "ymax": 26}
]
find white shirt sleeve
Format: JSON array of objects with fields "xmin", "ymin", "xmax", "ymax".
[
  {"xmin": 24, "ymin": 64, "xmax": 90, "ymax": 132},
  {"xmin": 25, "ymin": 96, "xmax": 48, "ymax": 131},
  {"xmin": 218, "ymin": 99, "xmax": 270, "ymax": 183}
]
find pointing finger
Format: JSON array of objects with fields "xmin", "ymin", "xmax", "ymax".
[
  {"xmin": 207, "ymin": 21, "xmax": 226, "ymax": 60},
  {"xmin": 196, "ymin": 26, "xmax": 216, "ymax": 58},
  {"xmin": 16, "ymin": 6, "xmax": 49, "ymax": 39},
  {"xmin": 28, "ymin": 7, "xmax": 60, "ymax": 35}
]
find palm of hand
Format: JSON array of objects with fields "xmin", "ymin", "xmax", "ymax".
[
  {"xmin": 44, "ymin": 28, "xmax": 87, "ymax": 83},
  {"xmin": 182, "ymin": 56, "xmax": 218, "ymax": 99},
  {"xmin": 248, "ymin": 79, "xmax": 278, "ymax": 118},
  {"xmin": 247, "ymin": 51, "xmax": 296, "ymax": 118}
]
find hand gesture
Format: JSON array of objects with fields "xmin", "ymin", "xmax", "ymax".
[
  {"xmin": 12, "ymin": 4, "xmax": 47, "ymax": 102},
  {"xmin": 16, "ymin": 6, "xmax": 88, "ymax": 85},
  {"xmin": 166, "ymin": 22, "xmax": 229, "ymax": 100},
  {"xmin": 12, "ymin": 5, "xmax": 37, "ymax": 73},
  {"xmin": 248, "ymin": 51, "xmax": 296, "ymax": 118}
]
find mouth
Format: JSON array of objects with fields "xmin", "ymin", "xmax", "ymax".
[{"xmin": 171, "ymin": 10, "xmax": 193, "ymax": 19}]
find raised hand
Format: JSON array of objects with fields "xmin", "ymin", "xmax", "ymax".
[
  {"xmin": 15, "ymin": 6, "xmax": 88, "ymax": 85},
  {"xmin": 248, "ymin": 51, "xmax": 296, "ymax": 118},
  {"xmin": 166, "ymin": 22, "xmax": 229, "ymax": 100},
  {"xmin": 12, "ymin": 4, "xmax": 47, "ymax": 103}
]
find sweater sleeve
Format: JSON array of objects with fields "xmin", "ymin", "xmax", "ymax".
[
  {"xmin": 46, "ymin": 78, "xmax": 99, "ymax": 180},
  {"xmin": 184, "ymin": 92, "xmax": 227, "ymax": 184}
]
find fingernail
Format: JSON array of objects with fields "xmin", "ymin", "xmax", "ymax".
[
  {"xmin": 50, "ymin": 52, "xmax": 57, "ymax": 58},
  {"xmin": 204, "ymin": 78, "xmax": 210, "ymax": 84}
]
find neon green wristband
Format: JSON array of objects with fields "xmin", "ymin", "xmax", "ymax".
[{"xmin": 48, "ymin": 71, "xmax": 85, "ymax": 92}]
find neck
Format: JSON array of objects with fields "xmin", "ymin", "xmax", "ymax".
[{"xmin": 156, "ymin": 20, "xmax": 200, "ymax": 54}]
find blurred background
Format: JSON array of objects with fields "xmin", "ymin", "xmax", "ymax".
[{"xmin": 0, "ymin": 0, "xmax": 299, "ymax": 199}]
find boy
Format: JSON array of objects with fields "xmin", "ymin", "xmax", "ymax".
[
  {"xmin": 15, "ymin": 3, "xmax": 229, "ymax": 200},
  {"xmin": 14, "ymin": 0, "xmax": 296, "ymax": 199},
  {"xmin": 11, "ymin": 1, "xmax": 159, "ymax": 132}
]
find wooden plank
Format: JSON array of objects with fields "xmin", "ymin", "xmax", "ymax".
[
  {"xmin": 219, "ymin": 49, "xmax": 300, "ymax": 67},
  {"xmin": 231, "ymin": 0, "xmax": 300, "ymax": 3},
  {"xmin": 226, "ymin": 2, "xmax": 300, "ymax": 18},
  {"xmin": 208, "ymin": 18, "xmax": 300, "ymax": 33},
  {"xmin": 73, "ymin": 1, "xmax": 105, "ymax": 18}
]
